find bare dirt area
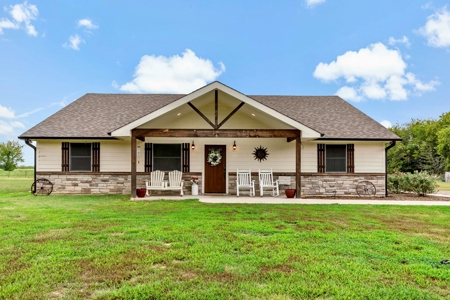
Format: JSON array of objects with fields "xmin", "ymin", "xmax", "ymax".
[{"xmin": 306, "ymin": 191, "xmax": 450, "ymax": 201}]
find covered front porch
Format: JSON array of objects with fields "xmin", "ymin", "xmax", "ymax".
[{"xmin": 129, "ymin": 130, "xmax": 303, "ymax": 198}]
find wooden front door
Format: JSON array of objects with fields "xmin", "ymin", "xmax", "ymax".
[{"xmin": 204, "ymin": 145, "xmax": 227, "ymax": 193}]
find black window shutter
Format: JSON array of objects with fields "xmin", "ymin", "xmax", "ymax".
[
  {"xmin": 347, "ymin": 144, "xmax": 354, "ymax": 173},
  {"xmin": 92, "ymin": 142, "xmax": 100, "ymax": 172},
  {"xmin": 145, "ymin": 143, "xmax": 152, "ymax": 172},
  {"xmin": 62, "ymin": 142, "xmax": 69, "ymax": 172},
  {"xmin": 317, "ymin": 144, "xmax": 325, "ymax": 173},
  {"xmin": 182, "ymin": 143, "xmax": 190, "ymax": 172}
]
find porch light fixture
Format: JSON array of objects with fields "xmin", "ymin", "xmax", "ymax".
[
  {"xmin": 191, "ymin": 141, "xmax": 195, "ymax": 150},
  {"xmin": 233, "ymin": 141, "xmax": 237, "ymax": 150},
  {"xmin": 137, "ymin": 146, "xmax": 141, "ymax": 156}
]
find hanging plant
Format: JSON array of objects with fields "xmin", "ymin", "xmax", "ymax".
[
  {"xmin": 207, "ymin": 148, "xmax": 222, "ymax": 166},
  {"xmin": 253, "ymin": 145, "xmax": 269, "ymax": 162}
]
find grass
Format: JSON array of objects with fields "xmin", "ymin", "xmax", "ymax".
[
  {"xmin": 0, "ymin": 168, "xmax": 34, "ymax": 178},
  {"xmin": 437, "ymin": 181, "xmax": 450, "ymax": 191},
  {"xmin": 1, "ymin": 179, "xmax": 450, "ymax": 299}
]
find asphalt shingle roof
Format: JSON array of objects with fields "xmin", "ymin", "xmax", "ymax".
[{"xmin": 19, "ymin": 92, "xmax": 400, "ymax": 140}]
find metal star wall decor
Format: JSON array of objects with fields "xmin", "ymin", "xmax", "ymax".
[{"xmin": 252, "ymin": 145, "xmax": 269, "ymax": 162}]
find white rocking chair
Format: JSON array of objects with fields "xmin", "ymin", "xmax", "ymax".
[
  {"xmin": 258, "ymin": 169, "xmax": 279, "ymax": 197},
  {"xmin": 145, "ymin": 170, "xmax": 165, "ymax": 196},
  {"xmin": 168, "ymin": 170, "xmax": 184, "ymax": 196},
  {"xmin": 236, "ymin": 169, "xmax": 255, "ymax": 197}
]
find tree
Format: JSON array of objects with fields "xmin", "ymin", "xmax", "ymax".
[
  {"xmin": 0, "ymin": 140, "xmax": 24, "ymax": 171},
  {"xmin": 387, "ymin": 112, "xmax": 450, "ymax": 174}
]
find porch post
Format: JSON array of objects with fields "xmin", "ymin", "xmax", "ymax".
[
  {"xmin": 131, "ymin": 132, "xmax": 137, "ymax": 198},
  {"xmin": 296, "ymin": 131, "xmax": 302, "ymax": 198}
]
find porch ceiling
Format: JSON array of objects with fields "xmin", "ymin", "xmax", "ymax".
[{"xmin": 111, "ymin": 82, "xmax": 322, "ymax": 138}]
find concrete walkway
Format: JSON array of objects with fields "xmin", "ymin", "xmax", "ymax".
[{"xmin": 132, "ymin": 194, "xmax": 450, "ymax": 206}]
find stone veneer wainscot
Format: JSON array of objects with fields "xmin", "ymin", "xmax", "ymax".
[
  {"xmin": 37, "ymin": 172, "xmax": 384, "ymax": 197},
  {"xmin": 37, "ymin": 172, "xmax": 202, "ymax": 195}
]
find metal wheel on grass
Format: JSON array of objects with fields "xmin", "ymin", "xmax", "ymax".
[
  {"xmin": 356, "ymin": 180, "xmax": 376, "ymax": 197},
  {"xmin": 31, "ymin": 178, "xmax": 53, "ymax": 196}
]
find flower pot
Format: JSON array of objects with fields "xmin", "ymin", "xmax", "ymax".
[
  {"xmin": 136, "ymin": 188, "xmax": 146, "ymax": 198},
  {"xmin": 285, "ymin": 189, "xmax": 296, "ymax": 198},
  {"xmin": 191, "ymin": 184, "xmax": 198, "ymax": 196}
]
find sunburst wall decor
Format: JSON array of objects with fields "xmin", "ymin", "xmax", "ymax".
[{"xmin": 252, "ymin": 145, "xmax": 269, "ymax": 162}]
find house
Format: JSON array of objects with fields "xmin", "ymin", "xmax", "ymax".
[{"xmin": 19, "ymin": 81, "xmax": 400, "ymax": 198}]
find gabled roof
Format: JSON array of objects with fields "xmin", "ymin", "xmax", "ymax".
[
  {"xmin": 19, "ymin": 82, "xmax": 400, "ymax": 141},
  {"xmin": 250, "ymin": 96, "xmax": 400, "ymax": 140}
]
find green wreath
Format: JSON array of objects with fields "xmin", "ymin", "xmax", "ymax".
[{"xmin": 207, "ymin": 148, "xmax": 222, "ymax": 166}]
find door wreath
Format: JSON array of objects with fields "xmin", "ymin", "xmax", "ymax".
[{"xmin": 207, "ymin": 148, "xmax": 222, "ymax": 166}]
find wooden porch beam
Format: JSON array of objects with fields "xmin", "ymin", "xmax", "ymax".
[
  {"xmin": 215, "ymin": 89, "xmax": 218, "ymax": 128},
  {"xmin": 287, "ymin": 137, "xmax": 296, "ymax": 143},
  {"xmin": 187, "ymin": 102, "xmax": 215, "ymax": 129},
  {"xmin": 133, "ymin": 129, "xmax": 300, "ymax": 139},
  {"xmin": 131, "ymin": 135, "xmax": 137, "ymax": 198},
  {"xmin": 296, "ymin": 131, "xmax": 302, "ymax": 198},
  {"xmin": 217, "ymin": 102, "xmax": 245, "ymax": 129}
]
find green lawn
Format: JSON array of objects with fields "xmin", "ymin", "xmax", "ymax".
[
  {"xmin": 1, "ymin": 179, "xmax": 450, "ymax": 299},
  {"xmin": 0, "ymin": 168, "xmax": 34, "ymax": 178},
  {"xmin": 438, "ymin": 181, "xmax": 450, "ymax": 191}
]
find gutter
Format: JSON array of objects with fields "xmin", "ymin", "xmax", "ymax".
[
  {"xmin": 24, "ymin": 139, "xmax": 36, "ymax": 194},
  {"xmin": 385, "ymin": 141, "xmax": 397, "ymax": 197}
]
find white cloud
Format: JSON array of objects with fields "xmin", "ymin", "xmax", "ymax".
[
  {"xmin": 9, "ymin": 121, "xmax": 25, "ymax": 128},
  {"xmin": 0, "ymin": 1, "xmax": 38, "ymax": 36},
  {"xmin": 111, "ymin": 80, "xmax": 118, "ymax": 89},
  {"xmin": 0, "ymin": 120, "xmax": 24, "ymax": 135},
  {"xmin": 77, "ymin": 19, "xmax": 98, "ymax": 29},
  {"xmin": 313, "ymin": 42, "xmax": 439, "ymax": 101},
  {"xmin": 17, "ymin": 107, "xmax": 43, "ymax": 118},
  {"xmin": 120, "ymin": 49, "xmax": 225, "ymax": 94},
  {"xmin": 0, "ymin": 105, "xmax": 16, "ymax": 118},
  {"xmin": 418, "ymin": 7, "xmax": 450, "ymax": 48},
  {"xmin": 335, "ymin": 86, "xmax": 362, "ymax": 102},
  {"xmin": 388, "ymin": 36, "xmax": 411, "ymax": 47},
  {"xmin": 63, "ymin": 34, "xmax": 84, "ymax": 50},
  {"xmin": 380, "ymin": 120, "xmax": 392, "ymax": 128},
  {"xmin": 0, "ymin": 120, "xmax": 15, "ymax": 135},
  {"xmin": 305, "ymin": 0, "xmax": 325, "ymax": 8}
]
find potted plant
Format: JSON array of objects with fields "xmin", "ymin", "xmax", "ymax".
[
  {"xmin": 136, "ymin": 188, "xmax": 146, "ymax": 198},
  {"xmin": 285, "ymin": 189, "xmax": 296, "ymax": 198},
  {"xmin": 190, "ymin": 176, "xmax": 199, "ymax": 196}
]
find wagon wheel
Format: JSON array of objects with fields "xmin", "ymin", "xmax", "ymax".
[
  {"xmin": 356, "ymin": 180, "xmax": 376, "ymax": 197},
  {"xmin": 31, "ymin": 178, "xmax": 53, "ymax": 196}
]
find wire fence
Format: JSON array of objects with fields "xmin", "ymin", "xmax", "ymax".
[{"xmin": 0, "ymin": 170, "xmax": 35, "ymax": 178}]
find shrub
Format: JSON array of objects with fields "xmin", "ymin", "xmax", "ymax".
[
  {"xmin": 387, "ymin": 172, "xmax": 403, "ymax": 194},
  {"xmin": 388, "ymin": 171, "xmax": 438, "ymax": 196}
]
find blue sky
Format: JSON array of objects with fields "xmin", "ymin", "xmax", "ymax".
[{"xmin": 1, "ymin": 0, "xmax": 450, "ymax": 165}]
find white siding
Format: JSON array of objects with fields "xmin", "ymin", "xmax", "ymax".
[
  {"xmin": 36, "ymin": 139, "xmax": 386, "ymax": 174},
  {"xmin": 354, "ymin": 142, "xmax": 385, "ymax": 173},
  {"xmin": 37, "ymin": 141, "xmax": 61, "ymax": 171},
  {"xmin": 101, "ymin": 140, "xmax": 134, "ymax": 172},
  {"xmin": 301, "ymin": 143, "xmax": 317, "ymax": 172}
]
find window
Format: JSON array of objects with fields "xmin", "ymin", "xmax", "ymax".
[
  {"xmin": 153, "ymin": 144, "xmax": 182, "ymax": 171},
  {"xmin": 70, "ymin": 143, "xmax": 92, "ymax": 171},
  {"xmin": 326, "ymin": 145, "xmax": 346, "ymax": 172}
]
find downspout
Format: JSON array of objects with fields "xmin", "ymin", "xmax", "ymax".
[
  {"xmin": 24, "ymin": 139, "xmax": 36, "ymax": 194},
  {"xmin": 385, "ymin": 141, "xmax": 396, "ymax": 197}
]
